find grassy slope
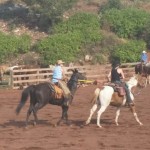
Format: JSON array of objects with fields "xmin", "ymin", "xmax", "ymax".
[{"xmin": 0, "ymin": 0, "xmax": 150, "ymax": 65}]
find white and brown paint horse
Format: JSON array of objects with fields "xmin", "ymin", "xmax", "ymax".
[{"xmin": 86, "ymin": 75, "xmax": 144, "ymax": 128}]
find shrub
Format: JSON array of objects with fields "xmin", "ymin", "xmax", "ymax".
[
  {"xmin": 101, "ymin": 8, "xmax": 150, "ymax": 38},
  {"xmin": 35, "ymin": 12, "xmax": 102, "ymax": 64},
  {"xmin": 112, "ymin": 40, "xmax": 146, "ymax": 63},
  {"xmin": 0, "ymin": 32, "xmax": 31, "ymax": 63},
  {"xmin": 100, "ymin": 0, "xmax": 123, "ymax": 13},
  {"xmin": 23, "ymin": 0, "xmax": 77, "ymax": 31}
]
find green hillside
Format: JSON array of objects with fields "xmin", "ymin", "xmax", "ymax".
[{"xmin": 0, "ymin": 0, "xmax": 150, "ymax": 65}]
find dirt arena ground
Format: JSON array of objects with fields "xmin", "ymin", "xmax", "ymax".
[{"xmin": 0, "ymin": 84, "xmax": 150, "ymax": 150}]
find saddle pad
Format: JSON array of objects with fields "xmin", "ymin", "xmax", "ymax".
[{"xmin": 54, "ymin": 85, "xmax": 63, "ymax": 99}]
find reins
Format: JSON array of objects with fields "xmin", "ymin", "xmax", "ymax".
[{"xmin": 78, "ymin": 79, "xmax": 94, "ymax": 84}]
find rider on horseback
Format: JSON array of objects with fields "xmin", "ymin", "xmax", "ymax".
[
  {"xmin": 52, "ymin": 60, "xmax": 71, "ymax": 106},
  {"xmin": 141, "ymin": 51, "xmax": 148, "ymax": 65},
  {"xmin": 108, "ymin": 61, "xmax": 134, "ymax": 106}
]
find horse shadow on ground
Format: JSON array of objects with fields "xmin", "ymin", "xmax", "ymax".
[
  {"xmin": 0, "ymin": 118, "xmax": 113, "ymax": 128},
  {"xmin": 0, "ymin": 119, "xmax": 51, "ymax": 128},
  {"xmin": 66, "ymin": 118, "xmax": 113, "ymax": 127}
]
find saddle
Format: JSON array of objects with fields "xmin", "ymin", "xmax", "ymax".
[
  {"xmin": 53, "ymin": 85, "xmax": 63, "ymax": 99},
  {"xmin": 47, "ymin": 81, "xmax": 71, "ymax": 100},
  {"xmin": 107, "ymin": 83, "xmax": 126, "ymax": 96}
]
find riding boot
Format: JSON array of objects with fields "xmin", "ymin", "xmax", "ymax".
[{"xmin": 124, "ymin": 85, "xmax": 134, "ymax": 106}]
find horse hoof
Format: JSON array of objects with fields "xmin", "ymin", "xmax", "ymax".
[
  {"xmin": 97, "ymin": 125, "xmax": 102, "ymax": 128},
  {"xmin": 85, "ymin": 120, "xmax": 90, "ymax": 125}
]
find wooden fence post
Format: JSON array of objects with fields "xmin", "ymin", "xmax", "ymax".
[{"xmin": 9, "ymin": 70, "xmax": 14, "ymax": 89}]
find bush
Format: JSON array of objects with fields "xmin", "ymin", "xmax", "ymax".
[
  {"xmin": 35, "ymin": 32, "xmax": 83, "ymax": 64},
  {"xmin": 100, "ymin": 0, "xmax": 123, "ymax": 13},
  {"xmin": 139, "ymin": 20, "xmax": 150, "ymax": 49},
  {"xmin": 23, "ymin": 0, "xmax": 77, "ymax": 31},
  {"xmin": 0, "ymin": 32, "xmax": 31, "ymax": 63},
  {"xmin": 112, "ymin": 40, "xmax": 146, "ymax": 63},
  {"xmin": 35, "ymin": 13, "xmax": 102, "ymax": 64},
  {"xmin": 101, "ymin": 8, "xmax": 150, "ymax": 38}
]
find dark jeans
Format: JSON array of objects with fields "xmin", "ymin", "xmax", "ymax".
[{"xmin": 113, "ymin": 81, "xmax": 132, "ymax": 103}]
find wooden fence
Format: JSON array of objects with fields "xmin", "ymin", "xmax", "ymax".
[{"xmin": 10, "ymin": 62, "xmax": 139, "ymax": 89}]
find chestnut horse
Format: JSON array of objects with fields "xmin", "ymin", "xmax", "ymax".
[{"xmin": 86, "ymin": 75, "xmax": 144, "ymax": 128}]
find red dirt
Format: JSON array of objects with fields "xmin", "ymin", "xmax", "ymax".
[{"xmin": 0, "ymin": 85, "xmax": 150, "ymax": 150}]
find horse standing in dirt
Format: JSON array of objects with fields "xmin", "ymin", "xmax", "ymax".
[
  {"xmin": 86, "ymin": 75, "xmax": 144, "ymax": 128},
  {"xmin": 16, "ymin": 69, "xmax": 86, "ymax": 127},
  {"xmin": 135, "ymin": 63, "xmax": 150, "ymax": 87}
]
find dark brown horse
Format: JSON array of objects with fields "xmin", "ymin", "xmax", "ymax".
[
  {"xmin": 16, "ymin": 69, "xmax": 86, "ymax": 127},
  {"xmin": 135, "ymin": 63, "xmax": 150, "ymax": 86}
]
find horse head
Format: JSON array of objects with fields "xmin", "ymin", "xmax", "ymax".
[
  {"xmin": 128, "ymin": 74, "xmax": 145, "ymax": 89},
  {"xmin": 67, "ymin": 69, "xmax": 86, "ymax": 95}
]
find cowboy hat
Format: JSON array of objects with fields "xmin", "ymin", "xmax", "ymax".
[
  {"xmin": 57, "ymin": 60, "xmax": 65, "ymax": 65},
  {"xmin": 142, "ymin": 50, "xmax": 146, "ymax": 53}
]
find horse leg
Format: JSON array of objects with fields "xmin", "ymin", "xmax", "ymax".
[
  {"xmin": 32, "ymin": 106, "xmax": 39, "ymax": 126},
  {"xmin": 25, "ymin": 105, "xmax": 33, "ymax": 127},
  {"xmin": 115, "ymin": 107, "xmax": 121, "ymax": 126},
  {"xmin": 57, "ymin": 106, "xmax": 69, "ymax": 125},
  {"xmin": 32, "ymin": 102, "xmax": 45, "ymax": 126},
  {"xmin": 97, "ymin": 105, "xmax": 107, "ymax": 128},
  {"xmin": 86, "ymin": 104, "xmax": 98, "ymax": 125},
  {"xmin": 129, "ymin": 105, "xmax": 143, "ymax": 125},
  {"xmin": 148, "ymin": 75, "xmax": 150, "ymax": 84}
]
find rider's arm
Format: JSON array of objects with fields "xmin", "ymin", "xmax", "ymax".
[
  {"xmin": 118, "ymin": 68, "xmax": 125, "ymax": 79},
  {"xmin": 61, "ymin": 67, "xmax": 68, "ymax": 81}
]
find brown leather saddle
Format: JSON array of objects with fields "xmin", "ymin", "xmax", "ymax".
[{"xmin": 107, "ymin": 83, "xmax": 126, "ymax": 96}]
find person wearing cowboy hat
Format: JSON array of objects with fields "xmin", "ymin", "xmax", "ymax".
[
  {"xmin": 52, "ymin": 60, "xmax": 71, "ymax": 106},
  {"xmin": 108, "ymin": 60, "xmax": 134, "ymax": 106},
  {"xmin": 141, "ymin": 50, "xmax": 148, "ymax": 64}
]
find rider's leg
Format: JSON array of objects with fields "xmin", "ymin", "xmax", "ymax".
[{"xmin": 124, "ymin": 85, "xmax": 134, "ymax": 106}]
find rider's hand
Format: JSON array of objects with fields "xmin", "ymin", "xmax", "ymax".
[{"xmin": 63, "ymin": 76, "xmax": 68, "ymax": 82}]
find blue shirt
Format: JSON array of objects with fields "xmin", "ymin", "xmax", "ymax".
[
  {"xmin": 141, "ymin": 53, "xmax": 148, "ymax": 63},
  {"xmin": 52, "ymin": 65, "xmax": 63, "ymax": 83}
]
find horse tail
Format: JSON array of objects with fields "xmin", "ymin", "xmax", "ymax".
[
  {"xmin": 16, "ymin": 85, "xmax": 35, "ymax": 115},
  {"xmin": 91, "ymin": 88, "xmax": 101, "ymax": 104}
]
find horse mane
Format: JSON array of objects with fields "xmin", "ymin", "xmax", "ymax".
[{"xmin": 126, "ymin": 76, "xmax": 138, "ymax": 90}]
